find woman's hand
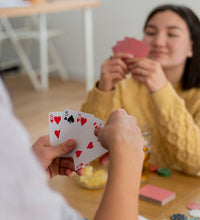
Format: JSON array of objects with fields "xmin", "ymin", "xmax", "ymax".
[
  {"xmin": 128, "ymin": 57, "xmax": 168, "ymax": 93},
  {"xmin": 98, "ymin": 53, "xmax": 133, "ymax": 91}
]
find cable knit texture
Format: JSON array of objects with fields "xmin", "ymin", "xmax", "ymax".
[{"xmin": 82, "ymin": 76, "xmax": 200, "ymax": 176}]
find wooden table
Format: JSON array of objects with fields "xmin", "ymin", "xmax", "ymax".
[
  {"xmin": 0, "ymin": 0, "xmax": 101, "ymax": 90},
  {"xmin": 49, "ymin": 170, "xmax": 200, "ymax": 220}
]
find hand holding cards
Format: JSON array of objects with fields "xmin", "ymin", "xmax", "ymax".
[
  {"xmin": 49, "ymin": 109, "xmax": 145, "ymax": 219},
  {"xmin": 112, "ymin": 36, "xmax": 150, "ymax": 58},
  {"xmin": 49, "ymin": 109, "xmax": 108, "ymax": 170}
]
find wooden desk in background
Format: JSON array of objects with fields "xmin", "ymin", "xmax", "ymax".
[
  {"xmin": 0, "ymin": 0, "xmax": 101, "ymax": 91},
  {"xmin": 49, "ymin": 170, "xmax": 200, "ymax": 220}
]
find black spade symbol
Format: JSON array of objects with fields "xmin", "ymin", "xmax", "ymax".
[{"xmin": 68, "ymin": 115, "xmax": 74, "ymax": 124}]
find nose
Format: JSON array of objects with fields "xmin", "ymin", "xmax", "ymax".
[{"xmin": 152, "ymin": 33, "xmax": 166, "ymax": 47}]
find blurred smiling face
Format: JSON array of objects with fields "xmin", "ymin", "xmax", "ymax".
[{"xmin": 143, "ymin": 10, "xmax": 193, "ymax": 70}]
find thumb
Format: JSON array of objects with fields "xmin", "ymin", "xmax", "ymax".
[
  {"xmin": 50, "ymin": 139, "xmax": 76, "ymax": 158},
  {"xmin": 94, "ymin": 126, "xmax": 108, "ymax": 150}
]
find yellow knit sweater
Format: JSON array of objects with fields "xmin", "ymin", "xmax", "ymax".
[{"xmin": 81, "ymin": 76, "xmax": 200, "ymax": 176}]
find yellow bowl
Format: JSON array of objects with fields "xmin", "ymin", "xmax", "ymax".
[{"xmin": 74, "ymin": 165, "xmax": 108, "ymax": 189}]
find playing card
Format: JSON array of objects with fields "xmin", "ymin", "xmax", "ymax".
[
  {"xmin": 49, "ymin": 111, "xmax": 64, "ymax": 146},
  {"xmin": 49, "ymin": 109, "xmax": 108, "ymax": 170},
  {"xmin": 112, "ymin": 36, "xmax": 150, "ymax": 58},
  {"xmin": 112, "ymin": 45, "xmax": 118, "ymax": 53},
  {"xmin": 127, "ymin": 37, "xmax": 150, "ymax": 57},
  {"xmin": 60, "ymin": 109, "xmax": 96, "ymax": 142},
  {"xmin": 139, "ymin": 184, "xmax": 176, "ymax": 205},
  {"xmin": 116, "ymin": 40, "xmax": 124, "ymax": 52},
  {"xmin": 50, "ymin": 109, "xmax": 93, "ymax": 145},
  {"xmin": 62, "ymin": 110, "xmax": 106, "ymax": 170}
]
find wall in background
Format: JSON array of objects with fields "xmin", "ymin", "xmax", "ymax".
[{"xmin": 2, "ymin": 0, "xmax": 200, "ymax": 83}]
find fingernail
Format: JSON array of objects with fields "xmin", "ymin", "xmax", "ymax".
[
  {"xmin": 128, "ymin": 54, "xmax": 134, "ymax": 58},
  {"xmin": 67, "ymin": 139, "xmax": 75, "ymax": 149}
]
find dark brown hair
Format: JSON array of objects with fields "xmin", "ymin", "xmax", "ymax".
[{"xmin": 144, "ymin": 4, "xmax": 200, "ymax": 90}]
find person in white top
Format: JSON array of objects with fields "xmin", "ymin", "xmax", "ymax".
[{"xmin": 0, "ymin": 77, "xmax": 144, "ymax": 220}]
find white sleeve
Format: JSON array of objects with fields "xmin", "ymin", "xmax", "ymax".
[{"xmin": 0, "ymin": 81, "xmax": 83, "ymax": 220}]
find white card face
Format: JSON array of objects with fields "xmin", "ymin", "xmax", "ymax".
[
  {"xmin": 49, "ymin": 112, "xmax": 64, "ymax": 146},
  {"xmin": 49, "ymin": 109, "xmax": 108, "ymax": 170}
]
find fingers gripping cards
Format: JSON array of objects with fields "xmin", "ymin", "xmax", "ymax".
[{"xmin": 49, "ymin": 109, "xmax": 108, "ymax": 170}]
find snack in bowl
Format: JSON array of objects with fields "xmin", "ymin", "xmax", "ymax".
[{"xmin": 76, "ymin": 165, "xmax": 108, "ymax": 189}]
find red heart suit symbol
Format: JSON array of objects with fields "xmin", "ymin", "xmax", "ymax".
[
  {"xmin": 81, "ymin": 117, "xmax": 87, "ymax": 126},
  {"xmin": 87, "ymin": 142, "xmax": 94, "ymax": 149},
  {"xmin": 76, "ymin": 150, "xmax": 82, "ymax": 158},
  {"xmin": 76, "ymin": 163, "xmax": 83, "ymax": 170},
  {"xmin": 54, "ymin": 130, "xmax": 60, "ymax": 138},
  {"xmin": 54, "ymin": 116, "xmax": 61, "ymax": 125}
]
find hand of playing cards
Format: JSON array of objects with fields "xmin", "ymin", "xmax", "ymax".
[
  {"xmin": 49, "ymin": 109, "xmax": 108, "ymax": 170},
  {"xmin": 112, "ymin": 36, "xmax": 150, "ymax": 58}
]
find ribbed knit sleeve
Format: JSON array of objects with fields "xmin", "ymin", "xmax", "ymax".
[
  {"xmin": 81, "ymin": 82, "xmax": 115, "ymax": 121},
  {"xmin": 151, "ymin": 82, "xmax": 200, "ymax": 175}
]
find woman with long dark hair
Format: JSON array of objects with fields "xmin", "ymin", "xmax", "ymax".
[{"xmin": 82, "ymin": 4, "xmax": 200, "ymax": 176}]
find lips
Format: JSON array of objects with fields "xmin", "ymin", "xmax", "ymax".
[{"xmin": 150, "ymin": 50, "xmax": 167, "ymax": 56}]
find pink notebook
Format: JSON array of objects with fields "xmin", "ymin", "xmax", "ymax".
[{"xmin": 139, "ymin": 184, "xmax": 176, "ymax": 205}]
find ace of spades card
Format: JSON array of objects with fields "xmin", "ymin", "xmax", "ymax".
[{"xmin": 49, "ymin": 109, "xmax": 108, "ymax": 170}]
